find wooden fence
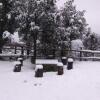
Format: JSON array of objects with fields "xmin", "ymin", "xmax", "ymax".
[{"xmin": 2, "ymin": 44, "xmax": 100, "ymax": 61}]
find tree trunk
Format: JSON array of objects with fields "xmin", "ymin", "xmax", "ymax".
[
  {"xmin": 31, "ymin": 35, "xmax": 37, "ymax": 64},
  {"xmin": 0, "ymin": 36, "xmax": 3, "ymax": 54}
]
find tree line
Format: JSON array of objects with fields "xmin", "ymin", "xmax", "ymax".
[{"xmin": 0, "ymin": 0, "xmax": 99, "ymax": 56}]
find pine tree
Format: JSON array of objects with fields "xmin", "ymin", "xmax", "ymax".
[
  {"xmin": 38, "ymin": 0, "xmax": 58, "ymax": 57},
  {"xmin": 83, "ymin": 28, "xmax": 98, "ymax": 50},
  {"xmin": 61, "ymin": 0, "xmax": 88, "ymax": 48},
  {"xmin": 11, "ymin": 0, "xmax": 41, "ymax": 39},
  {"xmin": 11, "ymin": 0, "xmax": 58, "ymax": 57}
]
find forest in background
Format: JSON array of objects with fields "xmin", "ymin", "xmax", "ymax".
[{"xmin": 0, "ymin": 0, "xmax": 99, "ymax": 57}]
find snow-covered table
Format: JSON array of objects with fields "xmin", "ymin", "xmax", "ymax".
[
  {"xmin": 36, "ymin": 59, "xmax": 59, "ymax": 72},
  {"xmin": 36, "ymin": 59, "xmax": 58, "ymax": 65}
]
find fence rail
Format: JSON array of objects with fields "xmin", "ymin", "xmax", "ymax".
[{"xmin": 2, "ymin": 45, "xmax": 100, "ymax": 61}]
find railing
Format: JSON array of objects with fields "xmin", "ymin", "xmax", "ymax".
[{"xmin": 2, "ymin": 45, "xmax": 100, "ymax": 61}]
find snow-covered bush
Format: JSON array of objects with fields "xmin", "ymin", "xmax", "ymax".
[
  {"xmin": 71, "ymin": 39, "xmax": 84, "ymax": 57},
  {"xmin": 3, "ymin": 31, "xmax": 11, "ymax": 39},
  {"xmin": 11, "ymin": 31, "xmax": 20, "ymax": 43},
  {"xmin": 3, "ymin": 31, "xmax": 20, "ymax": 44},
  {"xmin": 71, "ymin": 39, "xmax": 83, "ymax": 50}
]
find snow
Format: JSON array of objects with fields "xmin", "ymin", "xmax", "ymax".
[
  {"xmin": 70, "ymin": 18, "xmax": 74, "ymax": 23},
  {"xmin": 0, "ymin": 3, "xmax": 3, "ymax": 6},
  {"xmin": 14, "ymin": 61, "xmax": 21, "ymax": 65},
  {"xmin": 68, "ymin": 58, "xmax": 74, "ymax": 62},
  {"xmin": 71, "ymin": 39, "xmax": 83, "ymax": 57},
  {"xmin": 81, "ymin": 50, "xmax": 100, "ymax": 53},
  {"xmin": 57, "ymin": 62, "xmax": 63, "ymax": 66},
  {"xmin": 2, "ymin": 31, "xmax": 20, "ymax": 43},
  {"xmin": 78, "ymin": 19, "xmax": 82, "ymax": 23},
  {"xmin": 18, "ymin": 58, "xmax": 23, "ymax": 60},
  {"xmin": 62, "ymin": 57, "xmax": 67, "ymax": 59},
  {"xmin": 3, "ymin": 31, "xmax": 11, "ymax": 39},
  {"xmin": 30, "ymin": 22, "xmax": 35, "ymax": 26},
  {"xmin": 35, "ymin": 65, "xmax": 43, "ymax": 71},
  {"xmin": 36, "ymin": 59, "xmax": 58, "ymax": 64},
  {"xmin": 71, "ymin": 39, "xmax": 83, "ymax": 50},
  {"xmin": 0, "ymin": 60, "xmax": 100, "ymax": 100},
  {"xmin": 11, "ymin": 31, "xmax": 20, "ymax": 43},
  {"xmin": 33, "ymin": 26, "xmax": 40, "ymax": 30},
  {"xmin": 78, "ymin": 57, "xmax": 100, "ymax": 60},
  {"xmin": 7, "ymin": 14, "xmax": 11, "ymax": 19},
  {"xmin": 0, "ymin": 54, "xmax": 21, "ymax": 57}
]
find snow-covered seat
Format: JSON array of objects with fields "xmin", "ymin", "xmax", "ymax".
[
  {"xmin": 13, "ymin": 61, "xmax": 21, "ymax": 72},
  {"xmin": 57, "ymin": 62, "xmax": 64, "ymax": 75},
  {"xmin": 35, "ymin": 65, "xmax": 43, "ymax": 77}
]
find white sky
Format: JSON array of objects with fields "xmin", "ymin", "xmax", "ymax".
[{"xmin": 57, "ymin": 0, "xmax": 100, "ymax": 34}]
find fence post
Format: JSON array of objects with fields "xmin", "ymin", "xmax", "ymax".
[
  {"xmin": 26, "ymin": 45, "xmax": 30, "ymax": 56},
  {"xmin": 15, "ymin": 46, "xmax": 17, "ymax": 54},
  {"xmin": 67, "ymin": 58, "xmax": 74, "ymax": 70},
  {"xmin": 21, "ymin": 46, "xmax": 24, "ymax": 55},
  {"xmin": 92, "ymin": 52, "xmax": 95, "ymax": 61},
  {"xmin": 80, "ymin": 48, "xmax": 82, "ymax": 61}
]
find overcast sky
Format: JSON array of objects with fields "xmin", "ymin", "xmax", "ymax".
[{"xmin": 57, "ymin": 0, "xmax": 100, "ymax": 34}]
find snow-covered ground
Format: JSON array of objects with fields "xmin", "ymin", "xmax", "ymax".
[{"xmin": 0, "ymin": 60, "xmax": 100, "ymax": 100}]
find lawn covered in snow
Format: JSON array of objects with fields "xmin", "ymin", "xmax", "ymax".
[{"xmin": 0, "ymin": 60, "xmax": 100, "ymax": 100}]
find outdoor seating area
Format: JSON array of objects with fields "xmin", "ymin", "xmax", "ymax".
[
  {"xmin": 1, "ymin": 45, "xmax": 100, "ymax": 78},
  {"xmin": 11, "ymin": 56, "xmax": 74, "ymax": 78}
]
